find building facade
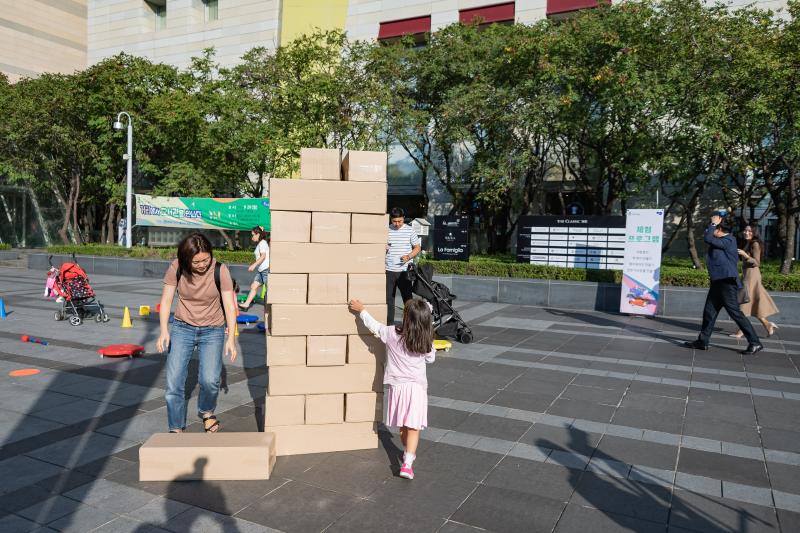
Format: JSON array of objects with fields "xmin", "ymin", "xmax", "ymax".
[{"xmin": 0, "ymin": 0, "xmax": 87, "ymax": 82}]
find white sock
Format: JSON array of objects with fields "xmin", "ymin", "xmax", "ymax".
[{"xmin": 403, "ymin": 452, "xmax": 416, "ymax": 467}]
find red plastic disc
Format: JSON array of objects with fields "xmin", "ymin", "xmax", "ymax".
[
  {"xmin": 98, "ymin": 344, "xmax": 145, "ymax": 357},
  {"xmin": 9, "ymin": 368, "xmax": 41, "ymax": 377}
]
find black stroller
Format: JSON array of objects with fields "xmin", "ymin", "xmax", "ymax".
[{"xmin": 407, "ymin": 263, "xmax": 473, "ymax": 344}]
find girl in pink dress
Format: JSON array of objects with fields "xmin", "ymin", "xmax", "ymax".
[{"xmin": 349, "ymin": 298, "xmax": 435, "ymax": 480}]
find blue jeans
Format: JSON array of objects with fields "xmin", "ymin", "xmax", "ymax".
[{"xmin": 165, "ymin": 320, "xmax": 225, "ymax": 431}]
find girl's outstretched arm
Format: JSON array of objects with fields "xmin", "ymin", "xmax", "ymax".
[
  {"xmin": 424, "ymin": 347, "xmax": 436, "ymax": 364},
  {"xmin": 350, "ymin": 299, "xmax": 390, "ymax": 342}
]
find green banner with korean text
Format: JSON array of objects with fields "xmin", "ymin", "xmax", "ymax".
[{"xmin": 134, "ymin": 195, "xmax": 270, "ymax": 231}]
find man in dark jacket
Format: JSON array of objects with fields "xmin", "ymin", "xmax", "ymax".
[{"xmin": 684, "ymin": 214, "xmax": 763, "ymax": 354}]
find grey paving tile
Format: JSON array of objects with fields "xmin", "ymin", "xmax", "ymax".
[
  {"xmin": 569, "ymin": 472, "xmax": 671, "ymax": 524},
  {"xmin": 722, "ymin": 481, "xmax": 774, "ymax": 507},
  {"xmin": 324, "ymin": 499, "xmax": 446, "ymax": 532},
  {"xmin": 546, "ymin": 450, "xmax": 590, "ymax": 470},
  {"xmin": 47, "ymin": 503, "xmax": 119, "ymax": 533},
  {"xmin": 628, "ymin": 465, "xmax": 674, "ymax": 488},
  {"xmin": 773, "ymin": 490, "xmax": 800, "ymax": 513},
  {"xmin": 678, "ymin": 448, "xmax": 770, "ymax": 488},
  {"xmin": 0, "ymin": 456, "xmax": 65, "ymax": 493},
  {"xmin": 507, "ymin": 442, "xmax": 551, "ymax": 462},
  {"xmin": 122, "ymin": 497, "xmax": 191, "ymax": 525},
  {"xmin": 234, "ymin": 480, "xmax": 358, "ymax": 533},
  {"xmin": 0, "ymin": 514, "xmax": 41, "ymax": 533},
  {"xmin": 368, "ymin": 473, "xmax": 478, "ymax": 520},
  {"xmin": 64, "ymin": 478, "xmax": 158, "ymax": 515},
  {"xmin": 88, "ymin": 516, "xmax": 169, "ymax": 533},
  {"xmin": 473, "ymin": 436, "xmax": 515, "ymax": 455},
  {"xmin": 681, "ymin": 435, "xmax": 722, "ymax": 453},
  {"xmin": 586, "ymin": 458, "xmax": 631, "ymax": 479},
  {"xmin": 18, "ymin": 495, "xmax": 84, "ymax": 525},
  {"xmin": 721, "ymin": 442, "xmax": 764, "ymax": 461},
  {"xmin": 554, "ymin": 503, "xmax": 666, "ymax": 533},
  {"xmin": 164, "ymin": 506, "xmax": 275, "ymax": 533},
  {"xmin": 439, "ymin": 431, "xmax": 480, "ymax": 448},
  {"xmin": 26, "ymin": 432, "xmax": 137, "ymax": 468},
  {"xmin": 674, "ymin": 472, "xmax": 722, "ymax": 497},
  {"xmin": 290, "ymin": 453, "xmax": 390, "ymax": 499},
  {"xmin": 604, "ymin": 424, "xmax": 644, "ymax": 440},
  {"xmin": 451, "ymin": 485, "xmax": 566, "ymax": 533},
  {"xmin": 485, "ymin": 457, "xmax": 578, "ymax": 500},
  {"xmin": 670, "ymin": 488, "xmax": 780, "ymax": 532}
]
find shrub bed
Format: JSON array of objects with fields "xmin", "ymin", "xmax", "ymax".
[{"xmin": 46, "ymin": 244, "xmax": 252, "ymax": 264}]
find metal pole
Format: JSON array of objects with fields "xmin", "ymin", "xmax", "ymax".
[{"xmin": 125, "ymin": 117, "xmax": 133, "ymax": 249}]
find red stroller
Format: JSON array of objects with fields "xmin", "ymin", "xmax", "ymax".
[{"xmin": 48, "ymin": 254, "xmax": 109, "ymax": 326}]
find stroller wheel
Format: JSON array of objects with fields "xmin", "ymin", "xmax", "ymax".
[
  {"xmin": 458, "ymin": 329, "xmax": 473, "ymax": 344},
  {"xmin": 54, "ymin": 311, "xmax": 64, "ymax": 321},
  {"xmin": 101, "ymin": 313, "xmax": 110, "ymax": 323},
  {"xmin": 69, "ymin": 315, "xmax": 82, "ymax": 326},
  {"xmin": 95, "ymin": 314, "xmax": 103, "ymax": 323}
]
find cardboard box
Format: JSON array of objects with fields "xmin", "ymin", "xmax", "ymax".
[
  {"xmin": 305, "ymin": 393, "xmax": 345, "ymax": 424},
  {"xmin": 266, "ymin": 274, "xmax": 308, "ymax": 304},
  {"xmin": 346, "ymin": 392, "xmax": 383, "ymax": 422},
  {"xmin": 312, "ymin": 212, "xmax": 351, "ymax": 243},
  {"xmin": 264, "ymin": 422, "xmax": 377, "ymax": 455},
  {"xmin": 267, "ymin": 336, "xmax": 306, "ymax": 366},
  {"xmin": 308, "ymin": 274, "xmax": 347, "ymax": 304},
  {"xmin": 270, "ymin": 211, "xmax": 311, "ymax": 242},
  {"xmin": 343, "ymin": 151, "xmax": 387, "ymax": 182},
  {"xmin": 306, "ymin": 335, "xmax": 347, "ymax": 366},
  {"xmin": 270, "ymin": 243, "xmax": 385, "ymax": 274},
  {"xmin": 269, "ymin": 179, "xmax": 386, "ymax": 214},
  {"xmin": 139, "ymin": 432, "xmax": 276, "ymax": 480},
  {"xmin": 348, "ymin": 274, "xmax": 386, "ymax": 304},
  {"xmin": 348, "ymin": 334, "xmax": 387, "ymax": 365},
  {"xmin": 268, "ymin": 304, "xmax": 387, "ymax": 336},
  {"xmin": 267, "ymin": 363, "xmax": 383, "ymax": 396},
  {"xmin": 300, "ymin": 148, "xmax": 341, "ymax": 180},
  {"xmin": 264, "ymin": 395, "xmax": 305, "ymax": 426},
  {"xmin": 351, "ymin": 214, "xmax": 388, "ymax": 244}
]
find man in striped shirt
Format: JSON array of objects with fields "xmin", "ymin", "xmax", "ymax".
[{"xmin": 386, "ymin": 207, "xmax": 422, "ymax": 324}]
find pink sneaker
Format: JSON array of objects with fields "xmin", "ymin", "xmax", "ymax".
[{"xmin": 399, "ymin": 464, "xmax": 414, "ymax": 480}]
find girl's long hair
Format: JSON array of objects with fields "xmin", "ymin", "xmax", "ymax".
[
  {"xmin": 397, "ymin": 298, "xmax": 434, "ymax": 355},
  {"xmin": 743, "ymin": 225, "xmax": 764, "ymax": 261},
  {"xmin": 252, "ymin": 226, "xmax": 270, "ymax": 243},
  {"xmin": 177, "ymin": 232, "xmax": 213, "ymax": 280}
]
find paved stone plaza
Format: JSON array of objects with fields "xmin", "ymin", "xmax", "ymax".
[{"xmin": 1, "ymin": 267, "xmax": 799, "ymax": 532}]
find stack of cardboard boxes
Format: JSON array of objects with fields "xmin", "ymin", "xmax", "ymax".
[{"xmin": 265, "ymin": 148, "xmax": 389, "ymax": 456}]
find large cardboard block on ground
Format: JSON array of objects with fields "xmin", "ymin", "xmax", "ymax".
[
  {"xmin": 348, "ymin": 274, "xmax": 386, "ymax": 304},
  {"xmin": 264, "ymin": 422, "xmax": 377, "ymax": 456},
  {"xmin": 264, "ymin": 395, "xmax": 305, "ymax": 426},
  {"xmin": 269, "ymin": 179, "xmax": 386, "ymax": 214},
  {"xmin": 139, "ymin": 432, "xmax": 276, "ymax": 481},
  {"xmin": 267, "ymin": 364, "xmax": 383, "ymax": 396},
  {"xmin": 307, "ymin": 274, "xmax": 348, "ymax": 304},
  {"xmin": 306, "ymin": 335, "xmax": 347, "ymax": 366},
  {"xmin": 270, "ymin": 211, "xmax": 311, "ymax": 242},
  {"xmin": 300, "ymin": 148, "xmax": 341, "ymax": 180},
  {"xmin": 267, "ymin": 336, "xmax": 306, "ymax": 366},
  {"xmin": 351, "ymin": 214, "xmax": 388, "ymax": 244},
  {"xmin": 342, "ymin": 151, "xmax": 387, "ymax": 182},
  {"xmin": 312, "ymin": 212, "xmax": 351, "ymax": 243},
  {"xmin": 346, "ymin": 392, "xmax": 383, "ymax": 422},
  {"xmin": 270, "ymin": 243, "xmax": 385, "ymax": 274},
  {"xmin": 268, "ymin": 304, "xmax": 387, "ymax": 336},
  {"xmin": 305, "ymin": 393, "xmax": 345, "ymax": 424},
  {"xmin": 348, "ymin": 334, "xmax": 387, "ymax": 365},
  {"xmin": 266, "ymin": 274, "xmax": 308, "ymax": 304}
]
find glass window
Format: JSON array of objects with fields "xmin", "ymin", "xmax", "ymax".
[
  {"xmin": 146, "ymin": 1, "xmax": 167, "ymax": 31},
  {"xmin": 205, "ymin": 0, "xmax": 219, "ymax": 22}
]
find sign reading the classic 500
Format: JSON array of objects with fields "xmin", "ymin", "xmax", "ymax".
[{"xmin": 134, "ymin": 195, "xmax": 270, "ymax": 231}]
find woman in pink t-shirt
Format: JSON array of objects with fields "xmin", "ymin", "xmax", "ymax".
[{"xmin": 349, "ymin": 297, "xmax": 435, "ymax": 480}]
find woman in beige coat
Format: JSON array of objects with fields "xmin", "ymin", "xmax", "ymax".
[{"xmin": 730, "ymin": 225, "xmax": 779, "ymax": 338}]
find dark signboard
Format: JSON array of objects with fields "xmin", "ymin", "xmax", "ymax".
[
  {"xmin": 433, "ymin": 215, "xmax": 470, "ymax": 261},
  {"xmin": 516, "ymin": 215, "xmax": 626, "ymax": 270}
]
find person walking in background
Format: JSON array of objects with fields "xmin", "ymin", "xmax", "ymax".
[
  {"xmin": 729, "ymin": 224, "xmax": 780, "ymax": 338},
  {"xmin": 386, "ymin": 207, "xmax": 421, "ymax": 325},
  {"xmin": 349, "ymin": 297, "xmax": 435, "ymax": 480},
  {"xmin": 239, "ymin": 226, "xmax": 269, "ymax": 311},
  {"xmin": 156, "ymin": 232, "xmax": 238, "ymax": 433},
  {"xmin": 684, "ymin": 213, "xmax": 763, "ymax": 354}
]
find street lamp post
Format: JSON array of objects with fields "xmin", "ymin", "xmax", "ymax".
[{"xmin": 113, "ymin": 112, "xmax": 133, "ymax": 249}]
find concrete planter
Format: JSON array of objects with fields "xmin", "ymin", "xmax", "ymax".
[{"xmin": 0, "ymin": 250, "xmax": 19, "ymax": 260}]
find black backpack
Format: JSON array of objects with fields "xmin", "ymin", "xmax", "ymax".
[{"xmin": 176, "ymin": 261, "xmax": 227, "ymax": 321}]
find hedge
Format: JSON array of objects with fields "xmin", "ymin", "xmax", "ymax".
[
  {"xmin": 45, "ymin": 245, "xmax": 800, "ymax": 292},
  {"xmin": 46, "ymin": 244, "xmax": 252, "ymax": 264},
  {"xmin": 0, "ymin": 243, "xmax": 10, "ymax": 251},
  {"xmin": 419, "ymin": 257, "xmax": 800, "ymax": 292}
]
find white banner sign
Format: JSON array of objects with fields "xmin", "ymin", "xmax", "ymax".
[{"xmin": 620, "ymin": 209, "xmax": 665, "ymax": 316}]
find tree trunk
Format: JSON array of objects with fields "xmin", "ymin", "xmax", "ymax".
[
  {"xmin": 218, "ymin": 230, "xmax": 235, "ymax": 250},
  {"xmin": 686, "ymin": 207, "xmax": 704, "ymax": 270},
  {"xmin": 53, "ymin": 180, "xmax": 73, "ymax": 245},
  {"xmin": 71, "ymin": 174, "xmax": 82, "ymax": 245},
  {"xmin": 781, "ymin": 214, "xmax": 796, "ymax": 274},
  {"xmin": 106, "ymin": 204, "xmax": 117, "ymax": 244}
]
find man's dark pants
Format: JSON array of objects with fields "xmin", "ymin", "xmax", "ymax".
[
  {"xmin": 386, "ymin": 270, "xmax": 413, "ymax": 325},
  {"xmin": 699, "ymin": 278, "xmax": 759, "ymax": 346}
]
